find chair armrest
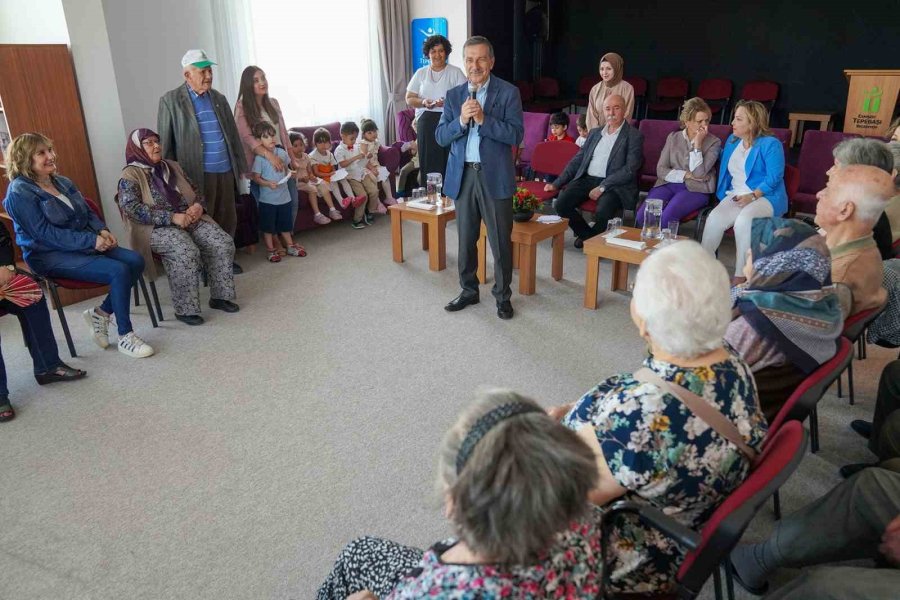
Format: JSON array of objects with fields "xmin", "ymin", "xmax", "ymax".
[{"xmin": 604, "ymin": 500, "xmax": 702, "ymax": 551}]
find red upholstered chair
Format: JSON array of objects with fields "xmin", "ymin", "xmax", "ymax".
[
  {"xmin": 838, "ymin": 305, "xmax": 888, "ymax": 405},
  {"xmin": 783, "ymin": 164, "xmax": 800, "ymax": 216},
  {"xmin": 697, "ymin": 79, "xmax": 733, "ymax": 124},
  {"xmin": 766, "ymin": 337, "xmax": 853, "ymax": 456},
  {"xmin": 42, "ymin": 197, "xmax": 157, "ymax": 357},
  {"xmin": 707, "ymin": 124, "xmax": 732, "ymax": 146},
  {"xmin": 526, "ymin": 77, "xmax": 570, "ymax": 113},
  {"xmin": 637, "ymin": 119, "xmax": 682, "ymax": 191},
  {"xmin": 573, "ymin": 73, "xmax": 601, "ymax": 109},
  {"xmin": 769, "ymin": 128, "xmax": 792, "ymax": 159},
  {"xmin": 792, "ymin": 130, "xmax": 859, "ymax": 215},
  {"xmin": 519, "ymin": 112, "xmax": 552, "ymax": 174},
  {"xmin": 601, "ymin": 422, "xmax": 807, "ymax": 600},
  {"xmin": 516, "ymin": 80, "xmax": 535, "ymax": 105},
  {"xmin": 288, "ymin": 122, "xmax": 342, "ymax": 153},
  {"xmin": 624, "ymin": 76, "xmax": 648, "ymax": 120},
  {"xmin": 645, "ymin": 77, "xmax": 689, "ymax": 119},
  {"xmin": 519, "ymin": 141, "xmax": 579, "ymax": 204},
  {"xmin": 739, "ymin": 80, "xmax": 779, "ymax": 109},
  {"xmin": 395, "ymin": 108, "xmax": 416, "ymax": 143}
]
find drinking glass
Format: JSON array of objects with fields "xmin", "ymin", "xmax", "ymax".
[
  {"xmin": 426, "ymin": 173, "xmax": 442, "ymax": 202},
  {"xmin": 667, "ymin": 220, "xmax": 679, "ymax": 239}
]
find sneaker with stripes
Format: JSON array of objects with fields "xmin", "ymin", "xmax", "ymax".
[{"xmin": 117, "ymin": 332, "xmax": 155, "ymax": 358}]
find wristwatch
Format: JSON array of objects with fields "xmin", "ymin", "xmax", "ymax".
[{"xmin": 3, "ymin": 265, "xmax": 15, "ymax": 272}]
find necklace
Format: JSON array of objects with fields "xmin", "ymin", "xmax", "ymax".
[{"xmin": 428, "ymin": 66, "xmax": 447, "ymax": 83}]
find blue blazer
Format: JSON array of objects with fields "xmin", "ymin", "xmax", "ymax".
[
  {"xmin": 435, "ymin": 75, "xmax": 524, "ymax": 201},
  {"xmin": 716, "ymin": 135, "xmax": 787, "ymax": 216},
  {"xmin": 3, "ymin": 175, "xmax": 107, "ymax": 272}
]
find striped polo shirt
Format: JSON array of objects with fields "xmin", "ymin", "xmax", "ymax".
[{"xmin": 187, "ymin": 84, "xmax": 232, "ymax": 173}]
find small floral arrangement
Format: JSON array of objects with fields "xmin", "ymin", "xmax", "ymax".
[{"xmin": 512, "ymin": 187, "xmax": 540, "ymax": 213}]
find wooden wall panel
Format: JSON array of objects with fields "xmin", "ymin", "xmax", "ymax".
[{"xmin": 0, "ymin": 44, "xmax": 101, "ymax": 213}]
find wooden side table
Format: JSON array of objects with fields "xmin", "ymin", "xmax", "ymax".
[
  {"xmin": 476, "ymin": 215, "xmax": 569, "ymax": 295},
  {"xmin": 788, "ymin": 111, "xmax": 835, "ymax": 147},
  {"xmin": 388, "ymin": 201, "xmax": 457, "ymax": 271}
]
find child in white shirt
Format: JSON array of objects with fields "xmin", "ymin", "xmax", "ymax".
[
  {"xmin": 575, "ymin": 114, "xmax": 588, "ymax": 147},
  {"xmin": 334, "ymin": 121, "xmax": 384, "ymax": 229},
  {"xmin": 359, "ymin": 118, "xmax": 397, "ymax": 205},
  {"xmin": 308, "ymin": 127, "xmax": 362, "ymax": 212},
  {"xmin": 289, "ymin": 131, "xmax": 342, "ymax": 225}
]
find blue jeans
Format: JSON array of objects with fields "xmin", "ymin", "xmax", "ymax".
[
  {"xmin": 43, "ymin": 247, "xmax": 144, "ymax": 336},
  {"xmin": 0, "ymin": 296, "xmax": 64, "ymax": 396}
]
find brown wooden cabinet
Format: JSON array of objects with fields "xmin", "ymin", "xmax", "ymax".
[{"xmin": 0, "ymin": 44, "xmax": 107, "ymax": 306}]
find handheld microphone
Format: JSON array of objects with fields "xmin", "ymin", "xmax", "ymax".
[{"xmin": 467, "ymin": 82, "xmax": 478, "ymax": 127}]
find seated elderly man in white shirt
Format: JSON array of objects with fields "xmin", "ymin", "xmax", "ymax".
[{"xmin": 545, "ymin": 95, "xmax": 644, "ymax": 248}]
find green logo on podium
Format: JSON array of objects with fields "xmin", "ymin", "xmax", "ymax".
[{"xmin": 862, "ymin": 86, "xmax": 882, "ymax": 113}]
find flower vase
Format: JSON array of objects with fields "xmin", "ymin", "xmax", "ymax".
[{"xmin": 513, "ymin": 210, "xmax": 534, "ymax": 223}]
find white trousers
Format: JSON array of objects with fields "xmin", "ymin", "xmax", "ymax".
[{"xmin": 700, "ymin": 198, "xmax": 774, "ymax": 276}]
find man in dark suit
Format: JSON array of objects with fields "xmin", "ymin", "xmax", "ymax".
[
  {"xmin": 436, "ymin": 36, "xmax": 524, "ymax": 320},
  {"xmin": 545, "ymin": 95, "xmax": 643, "ymax": 247}
]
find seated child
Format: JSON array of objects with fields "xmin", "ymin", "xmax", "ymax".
[
  {"xmin": 250, "ymin": 122, "xmax": 307, "ymax": 262},
  {"xmin": 358, "ymin": 118, "xmax": 397, "ymax": 206},
  {"xmin": 545, "ymin": 111, "xmax": 575, "ymax": 143},
  {"xmin": 334, "ymin": 121, "xmax": 385, "ymax": 229},
  {"xmin": 575, "ymin": 114, "xmax": 588, "ymax": 147},
  {"xmin": 307, "ymin": 127, "xmax": 363, "ymax": 210},
  {"xmin": 289, "ymin": 131, "xmax": 342, "ymax": 225}
]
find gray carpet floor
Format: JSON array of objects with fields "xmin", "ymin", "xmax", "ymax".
[{"xmin": 0, "ymin": 214, "xmax": 893, "ymax": 599}]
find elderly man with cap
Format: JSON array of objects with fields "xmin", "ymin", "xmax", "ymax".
[{"xmin": 158, "ymin": 49, "xmax": 247, "ymax": 275}]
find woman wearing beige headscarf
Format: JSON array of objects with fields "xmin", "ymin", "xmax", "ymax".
[{"xmin": 586, "ymin": 52, "xmax": 635, "ymax": 131}]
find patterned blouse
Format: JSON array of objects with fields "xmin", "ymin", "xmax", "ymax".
[
  {"xmin": 386, "ymin": 508, "xmax": 604, "ymax": 599},
  {"xmin": 117, "ymin": 170, "xmax": 203, "ymax": 228},
  {"xmin": 562, "ymin": 352, "xmax": 767, "ymax": 594}
]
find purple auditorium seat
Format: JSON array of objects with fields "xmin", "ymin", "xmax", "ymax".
[
  {"xmin": 519, "ymin": 111, "xmax": 552, "ymax": 173},
  {"xmin": 793, "ymin": 130, "xmax": 860, "ymax": 215},
  {"xmin": 637, "ymin": 119, "xmax": 682, "ymax": 191},
  {"xmin": 395, "ymin": 108, "xmax": 416, "ymax": 143}
]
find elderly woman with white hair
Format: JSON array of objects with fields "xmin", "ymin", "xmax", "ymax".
[
  {"xmin": 550, "ymin": 240, "xmax": 767, "ymax": 596},
  {"xmin": 317, "ymin": 389, "xmax": 604, "ymax": 599}
]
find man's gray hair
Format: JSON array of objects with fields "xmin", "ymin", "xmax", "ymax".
[
  {"xmin": 833, "ymin": 138, "xmax": 894, "ymax": 175},
  {"xmin": 437, "ymin": 388, "xmax": 596, "ymax": 564},
  {"xmin": 633, "ymin": 241, "xmax": 732, "ymax": 358},
  {"xmin": 463, "ymin": 35, "xmax": 494, "ymax": 58},
  {"xmin": 835, "ymin": 164, "xmax": 893, "ymax": 225}
]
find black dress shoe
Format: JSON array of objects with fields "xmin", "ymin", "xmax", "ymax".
[
  {"xmin": 445, "ymin": 293, "xmax": 479, "ymax": 312},
  {"xmin": 497, "ymin": 300, "xmax": 514, "ymax": 320},
  {"xmin": 35, "ymin": 363, "xmax": 87, "ymax": 385},
  {"xmin": 573, "ymin": 237, "xmax": 584, "ymax": 249},
  {"xmin": 232, "ymin": 262, "xmax": 243, "ymax": 275},
  {"xmin": 850, "ymin": 419, "xmax": 873, "ymax": 439},
  {"xmin": 175, "ymin": 314, "xmax": 205, "ymax": 326},
  {"xmin": 209, "ymin": 299, "xmax": 240, "ymax": 313},
  {"xmin": 840, "ymin": 462, "xmax": 877, "ymax": 479}
]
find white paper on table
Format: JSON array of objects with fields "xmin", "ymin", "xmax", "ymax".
[
  {"xmin": 606, "ymin": 237, "xmax": 646, "ymax": 250},
  {"xmin": 601, "ymin": 228, "xmax": 626, "ymax": 238},
  {"xmin": 330, "ymin": 168, "xmax": 349, "ymax": 182},
  {"xmin": 277, "ymin": 171, "xmax": 296, "ymax": 185},
  {"xmin": 537, "ymin": 215, "xmax": 563, "ymax": 224},
  {"xmin": 407, "ymin": 200, "xmax": 437, "ymax": 211}
]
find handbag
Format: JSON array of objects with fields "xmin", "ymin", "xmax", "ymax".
[{"xmin": 633, "ymin": 367, "xmax": 759, "ymax": 465}]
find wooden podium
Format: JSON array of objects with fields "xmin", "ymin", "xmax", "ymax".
[{"xmin": 843, "ymin": 70, "xmax": 900, "ymax": 137}]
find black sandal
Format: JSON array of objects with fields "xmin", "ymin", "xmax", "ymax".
[{"xmin": 35, "ymin": 364, "xmax": 87, "ymax": 386}]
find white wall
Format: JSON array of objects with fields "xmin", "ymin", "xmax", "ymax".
[
  {"xmin": 0, "ymin": 0, "xmax": 68, "ymax": 43},
  {"xmin": 60, "ymin": 0, "xmax": 127, "ymax": 240},
  {"xmin": 409, "ymin": 0, "xmax": 470, "ymax": 69},
  {"xmin": 101, "ymin": 0, "xmax": 221, "ymax": 133}
]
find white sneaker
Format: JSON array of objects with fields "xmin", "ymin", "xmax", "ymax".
[
  {"xmin": 117, "ymin": 332, "xmax": 154, "ymax": 358},
  {"xmin": 83, "ymin": 308, "xmax": 110, "ymax": 349}
]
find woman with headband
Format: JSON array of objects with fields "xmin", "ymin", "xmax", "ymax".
[{"xmin": 316, "ymin": 389, "xmax": 603, "ymax": 599}]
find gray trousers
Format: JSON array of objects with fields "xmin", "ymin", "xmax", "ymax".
[
  {"xmin": 456, "ymin": 165, "xmax": 513, "ymax": 303},
  {"xmin": 765, "ymin": 468, "xmax": 900, "ymax": 598},
  {"xmin": 150, "ymin": 220, "xmax": 236, "ymax": 316}
]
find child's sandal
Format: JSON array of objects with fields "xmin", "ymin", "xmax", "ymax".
[
  {"xmin": 287, "ymin": 244, "xmax": 307, "ymax": 257},
  {"xmin": 267, "ymin": 250, "xmax": 282, "ymax": 263}
]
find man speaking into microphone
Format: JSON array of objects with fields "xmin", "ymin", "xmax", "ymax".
[{"xmin": 436, "ymin": 36, "xmax": 524, "ymax": 320}]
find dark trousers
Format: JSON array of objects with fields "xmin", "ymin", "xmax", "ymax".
[
  {"xmin": 0, "ymin": 296, "xmax": 64, "ymax": 396},
  {"xmin": 204, "ymin": 171, "xmax": 237, "ymax": 237},
  {"xmin": 44, "ymin": 247, "xmax": 144, "ymax": 336},
  {"xmin": 554, "ymin": 176, "xmax": 630, "ymax": 240},
  {"xmin": 416, "ymin": 111, "xmax": 449, "ymax": 187},
  {"xmin": 456, "ymin": 165, "xmax": 513, "ymax": 303},
  {"xmin": 870, "ymin": 360, "xmax": 900, "ymax": 461}
]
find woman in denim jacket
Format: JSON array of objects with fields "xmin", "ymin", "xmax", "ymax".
[{"xmin": 3, "ymin": 133, "xmax": 154, "ymax": 358}]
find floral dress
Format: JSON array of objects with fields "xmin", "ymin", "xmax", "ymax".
[
  {"xmin": 562, "ymin": 352, "xmax": 767, "ymax": 594},
  {"xmin": 317, "ymin": 508, "xmax": 604, "ymax": 599}
]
